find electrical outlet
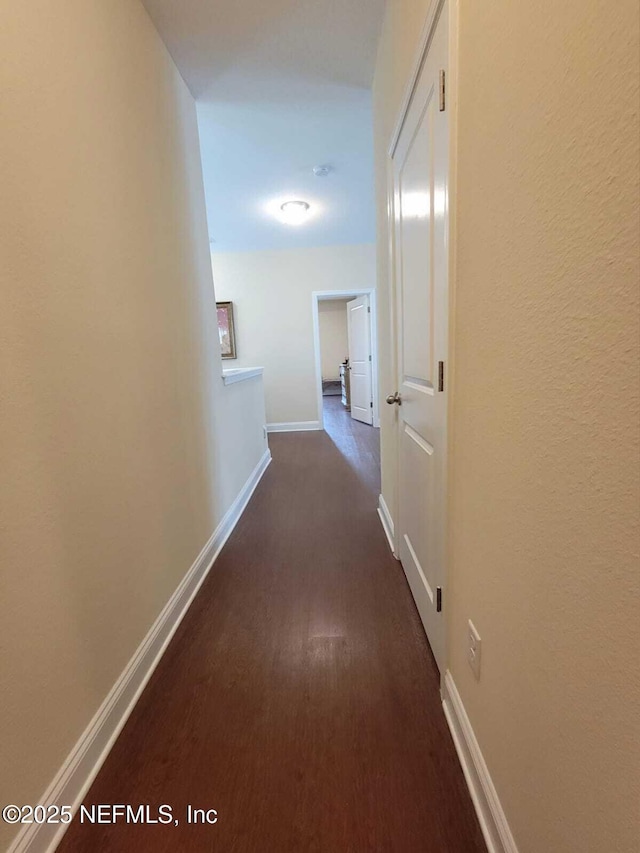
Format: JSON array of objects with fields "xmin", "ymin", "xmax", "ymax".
[
  {"xmin": 263, "ymin": 425, "xmax": 268, "ymax": 441},
  {"xmin": 467, "ymin": 620, "xmax": 481, "ymax": 681}
]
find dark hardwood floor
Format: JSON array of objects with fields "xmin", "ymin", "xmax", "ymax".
[
  {"xmin": 58, "ymin": 398, "xmax": 485, "ymax": 852},
  {"xmin": 322, "ymin": 396, "xmax": 381, "ymax": 491}
]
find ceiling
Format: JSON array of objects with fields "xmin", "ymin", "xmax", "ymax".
[{"xmin": 142, "ymin": 0, "xmax": 385, "ymax": 252}]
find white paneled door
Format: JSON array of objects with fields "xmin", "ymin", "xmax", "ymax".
[
  {"xmin": 389, "ymin": 1, "xmax": 449, "ymax": 672},
  {"xmin": 347, "ymin": 295, "xmax": 373, "ymax": 425}
]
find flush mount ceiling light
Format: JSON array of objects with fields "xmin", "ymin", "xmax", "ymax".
[
  {"xmin": 313, "ymin": 165, "xmax": 331, "ymax": 177},
  {"xmin": 265, "ymin": 196, "xmax": 318, "ymax": 226},
  {"xmin": 279, "ymin": 200, "xmax": 311, "ymax": 226}
]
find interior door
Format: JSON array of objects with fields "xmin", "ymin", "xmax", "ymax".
[
  {"xmin": 347, "ymin": 295, "xmax": 373, "ymax": 425},
  {"xmin": 390, "ymin": 2, "xmax": 448, "ymax": 672}
]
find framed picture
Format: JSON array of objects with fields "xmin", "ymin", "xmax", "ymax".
[{"xmin": 216, "ymin": 301, "xmax": 237, "ymax": 360}]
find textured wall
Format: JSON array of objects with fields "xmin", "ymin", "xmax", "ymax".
[
  {"xmin": 374, "ymin": 1, "xmax": 640, "ymax": 851},
  {"xmin": 211, "ymin": 244, "xmax": 375, "ymax": 425},
  {"xmin": 0, "ymin": 2, "xmax": 266, "ymax": 847}
]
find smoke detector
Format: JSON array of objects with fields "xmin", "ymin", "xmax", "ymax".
[{"xmin": 313, "ymin": 165, "xmax": 331, "ymax": 178}]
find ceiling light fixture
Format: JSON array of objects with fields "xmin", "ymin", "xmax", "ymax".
[
  {"xmin": 313, "ymin": 165, "xmax": 331, "ymax": 177},
  {"xmin": 279, "ymin": 200, "xmax": 311, "ymax": 226}
]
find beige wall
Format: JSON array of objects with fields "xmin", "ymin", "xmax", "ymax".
[
  {"xmin": 374, "ymin": 2, "xmax": 640, "ymax": 852},
  {"xmin": 211, "ymin": 244, "xmax": 375, "ymax": 425},
  {"xmin": 319, "ymin": 300, "xmax": 349, "ymax": 380},
  {"xmin": 0, "ymin": 2, "xmax": 267, "ymax": 847}
]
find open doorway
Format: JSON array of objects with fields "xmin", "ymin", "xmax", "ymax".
[{"xmin": 311, "ymin": 289, "xmax": 380, "ymax": 432}]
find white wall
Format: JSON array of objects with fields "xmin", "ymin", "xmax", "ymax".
[
  {"xmin": 211, "ymin": 243, "xmax": 376, "ymax": 425},
  {"xmin": 0, "ymin": 2, "xmax": 267, "ymax": 848},
  {"xmin": 373, "ymin": 2, "xmax": 640, "ymax": 852},
  {"xmin": 319, "ymin": 300, "xmax": 349, "ymax": 380}
]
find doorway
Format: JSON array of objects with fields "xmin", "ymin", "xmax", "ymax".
[
  {"xmin": 387, "ymin": 0, "xmax": 450, "ymax": 674},
  {"xmin": 311, "ymin": 289, "xmax": 380, "ymax": 432}
]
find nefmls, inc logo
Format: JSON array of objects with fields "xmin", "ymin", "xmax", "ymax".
[{"xmin": 77, "ymin": 803, "xmax": 219, "ymax": 825}]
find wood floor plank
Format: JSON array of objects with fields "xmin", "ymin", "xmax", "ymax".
[{"xmin": 57, "ymin": 400, "xmax": 485, "ymax": 852}]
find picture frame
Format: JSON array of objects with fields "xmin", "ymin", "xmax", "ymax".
[{"xmin": 216, "ymin": 301, "xmax": 237, "ymax": 360}]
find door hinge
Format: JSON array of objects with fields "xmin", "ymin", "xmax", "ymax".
[
  {"xmin": 439, "ymin": 70, "xmax": 446, "ymax": 111},
  {"xmin": 367, "ymin": 306, "xmax": 371, "ymax": 313},
  {"xmin": 438, "ymin": 360, "xmax": 445, "ymax": 392},
  {"xmin": 436, "ymin": 587, "xmax": 442, "ymax": 612},
  {"xmin": 370, "ymin": 401, "xmax": 373, "ymax": 408},
  {"xmin": 369, "ymin": 354, "xmax": 372, "ymax": 362}
]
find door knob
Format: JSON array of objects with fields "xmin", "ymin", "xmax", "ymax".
[{"xmin": 386, "ymin": 392, "xmax": 402, "ymax": 405}]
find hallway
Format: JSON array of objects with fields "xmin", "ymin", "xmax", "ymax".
[
  {"xmin": 58, "ymin": 418, "xmax": 485, "ymax": 852},
  {"xmin": 322, "ymin": 395, "xmax": 381, "ymax": 491}
]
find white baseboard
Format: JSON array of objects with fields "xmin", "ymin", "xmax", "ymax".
[
  {"xmin": 377, "ymin": 493, "xmax": 398, "ymax": 558},
  {"xmin": 8, "ymin": 448, "xmax": 272, "ymax": 853},
  {"xmin": 267, "ymin": 421, "xmax": 321, "ymax": 433},
  {"xmin": 442, "ymin": 671, "xmax": 519, "ymax": 853}
]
